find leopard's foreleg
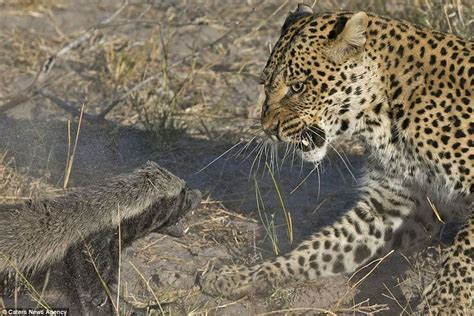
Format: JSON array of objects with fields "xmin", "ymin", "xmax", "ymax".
[
  {"xmin": 420, "ymin": 206, "xmax": 474, "ymax": 315},
  {"xmin": 200, "ymin": 170, "xmax": 421, "ymax": 298}
]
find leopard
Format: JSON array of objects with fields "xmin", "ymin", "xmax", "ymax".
[{"xmin": 199, "ymin": 4, "xmax": 473, "ymax": 314}]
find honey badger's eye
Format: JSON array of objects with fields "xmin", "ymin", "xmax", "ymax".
[{"xmin": 290, "ymin": 82, "xmax": 305, "ymax": 94}]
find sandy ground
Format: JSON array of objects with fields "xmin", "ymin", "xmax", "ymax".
[{"xmin": 0, "ymin": 0, "xmax": 471, "ymax": 315}]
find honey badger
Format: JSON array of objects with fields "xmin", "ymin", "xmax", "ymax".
[{"xmin": 0, "ymin": 161, "xmax": 200, "ymax": 274}]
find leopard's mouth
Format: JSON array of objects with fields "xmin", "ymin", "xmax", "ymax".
[{"xmin": 296, "ymin": 125, "xmax": 326, "ymax": 152}]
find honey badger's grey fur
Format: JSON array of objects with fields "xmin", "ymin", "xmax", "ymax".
[
  {"xmin": 0, "ymin": 161, "xmax": 199, "ymax": 273},
  {"xmin": 1, "ymin": 161, "xmax": 201, "ymax": 314},
  {"xmin": 62, "ymin": 173, "xmax": 201, "ymax": 315}
]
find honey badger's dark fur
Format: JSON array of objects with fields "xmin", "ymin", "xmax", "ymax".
[
  {"xmin": 1, "ymin": 161, "xmax": 201, "ymax": 314},
  {"xmin": 200, "ymin": 4, "xmax": 473, "ymax": 314},
  {"xmin": 61, "ymin": 178, "xmax": 200, "ymax": 315}
]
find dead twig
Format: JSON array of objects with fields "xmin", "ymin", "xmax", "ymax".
[
  {"xmin": 40, "ymin": 90, "xmax": 103, "ymax": 122},
  {"xmin": 40, "ymin": 72, "xmax": 162, "ymax": 121},
  {"xmin": 170, "ymin": 6, "xmax": 257, "ymax": 69},
  {"xmin": 335, "ymin": 250, "xmax": 395, "ymax": 307}
]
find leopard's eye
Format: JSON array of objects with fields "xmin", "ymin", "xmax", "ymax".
[{"xmin": 290, "ymin": 82, "xmax": 305, "ymax": 94}]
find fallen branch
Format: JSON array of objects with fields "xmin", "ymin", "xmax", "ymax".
[
  {"xmin": 40, "ymin": 90, "xmax": 103, "ymax": 121},
  {"xmin": 39, "ymin": 73, "xmax": 161, "ymax": 121}
]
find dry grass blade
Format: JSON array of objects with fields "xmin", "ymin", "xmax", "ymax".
[
  {"xmin": 63, "ymin": 103, "xmax": 84, "ymax": 188},
  {"xmin": 258, "ymin": 307, "xmax": 336, "ymax": 315},
  {"xmin": 336, "ymin": 250, "xmax": 395, "ymax": 307},
  {"xmin": 116, "ymin": 206, "xmax": 122, "ymax": 314},
  {"xmin": 80, "ymin": 234, "xmax": 117, "ymax": 313},
  {"xmin": 266, "ymin": 162, "xmax": 293, "ymax": 245},
  {"xmin": 35, "ymin": 269, "xmax": 50, "ymax": 309},
  {"xmin": 128, "ymin": 261, "xmax": 165, "ymax": 315},
  {"xmin": 0, "ymin": 253, "xmax": 51, "ymax": 311},
  {"xmin": 382, "ymin": 283, "xmax": 411, "ymax": 314},
  {"xmin": 334, "ymin": 299, "xmax": 389, "ymax": 314},
  {"xmin": 426, "ymin": 196, "xmax": 445, "ymax": 224},
  {"xmin": 255, "ymin": 177, "xmax": 280, "ymax": 255}
]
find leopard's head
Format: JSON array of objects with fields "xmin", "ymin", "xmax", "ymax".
[{"xmin": 260, "ymin": 5, "xmax": 377, "ymax": 163}]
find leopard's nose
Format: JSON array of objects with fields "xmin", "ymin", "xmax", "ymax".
[
  {"xmin": 261, "ymin": 116, "xmax": 280, "ymax": 140},
  {"xmin": 264, "ymin": 124, "xmax": 280, "ymax": 140},
  {"xmin": 260, "ymin": 100, "xmax": 281, "ymax": 140}
]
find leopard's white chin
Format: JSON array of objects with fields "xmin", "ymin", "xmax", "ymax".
[{"xmin": 299, "ymin": 146, "xmax": 327, "ymax": 163}]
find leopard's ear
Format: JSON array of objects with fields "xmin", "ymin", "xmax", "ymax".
[
  {"xmin": 326, "ymin": 12, "xmax": 368, "ymax": 63},
  {"xmin": 294, "ymin": 3, "xmax": 313, "ymax": 15},
  {"xmin": 281, "ymin": 3, "xmax": 314, "ymax": 35}
]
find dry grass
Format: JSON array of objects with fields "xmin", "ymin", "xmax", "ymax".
[
  {"xmin": 0, "ymin": 153, "xmax": 57, "ymax": 203},
  {"xmin": 1, "ymin": 0, "xmax": 471, "ymax": 137},
  {"xmin": 0, "ymin": 0, "xmax": 472, "ymax": 314},
  {"xmin": 1, "ymin": 0, "xmax": 471, "ymax": 145}
]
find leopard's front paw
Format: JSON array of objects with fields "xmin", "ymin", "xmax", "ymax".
[{"xmin": 198, "ymin": 265, "xmax": 262, "ymax": 299}]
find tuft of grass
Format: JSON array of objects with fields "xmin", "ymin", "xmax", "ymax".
[
  {"xmin": 130, "ymin": 89, "xmax": 187, "ymax": 147},
  {"xmin": 255, "ymin": 177, "xmax": 280, "ymax": 255},
  {"xmin": 266, "ymin": 162, "xmax": 293, "ymax": 245},
  {"xmin": 404, "ymin": 0, "xmax": 473, "ymax": 39}
]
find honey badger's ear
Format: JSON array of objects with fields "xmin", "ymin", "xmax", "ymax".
[
  {"xmin": 281, "ymin": 3, "xmax": 313, "ymax": 35},
  {"xmin": 326, "ymin": 12, "xmax": 369, "ymax": 63}
]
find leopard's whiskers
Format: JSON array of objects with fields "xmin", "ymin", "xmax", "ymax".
[{"xmin": 196, "ymin": 140, "xmax": 244, "ymax": 174}]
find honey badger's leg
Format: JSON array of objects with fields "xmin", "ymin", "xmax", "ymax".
[
  {"xmin": 420, "ymin": 208, "xmax": 474, "ymax": 315},
  {"xmin": 200, "ymin": 169, "xmax": 420, "ymax": 298}
]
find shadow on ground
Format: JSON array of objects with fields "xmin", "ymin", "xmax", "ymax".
[{"xmin": 0, "ymin": 112, "xmax": 419, "ymax": 314}]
